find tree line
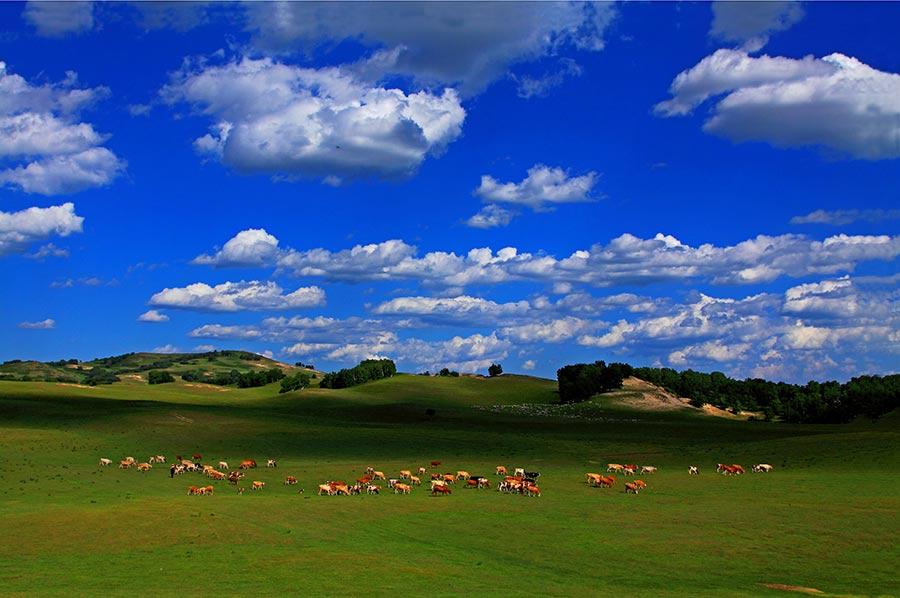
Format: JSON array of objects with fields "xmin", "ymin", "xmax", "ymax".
[
  {"xmin": 555, "ymin": 359, "xmax": 899, "ymax": 423},
  {"xmin": 318, "ymin": 359, "xmax": 397, "ymax": 389}
]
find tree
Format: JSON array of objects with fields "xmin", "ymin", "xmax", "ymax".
[
  {"xmin": 280, "ymin": 372, "xmax": 311, "ymax": 394},
  {"xmin": 488, "ymin": 363, "xmax": 503, "ymax": 377},
  {"xmin": 148, "ymin": 370, "xmax": 175, "ymax": 385}
]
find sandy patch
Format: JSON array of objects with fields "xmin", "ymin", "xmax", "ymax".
[
  {"xmin": 183, "ymin": 383, "xmax": 229, "ymax": 392},
  {"xmin": 761, "ymin": 583, "xmax": 823, "ymax": 594},
  {"xmin": 55, "ymin": 383, "xmax": 92, "ymax": 389}
]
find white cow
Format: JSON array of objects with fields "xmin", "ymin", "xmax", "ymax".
[
  {"xmin": 753, "ymin": 463, "xmax": 774, "ymax": 473},
  {"xmin": 218, "ymin": 461, "xmax": 229, "ymax": 470},
  {"xmin": 266, "ymin": 459, "xmax": 277, "ymax": 468},
  {"xmin": 688, "ymin": 466, "xmax": 699, "ymax": 475},
  {"xmin": 99, "ymin": 458, "xmax": 112, "ymax": 467},
  {"xmin": 640, "ymin": 466, "xmax": 657, "ymax": 474}
]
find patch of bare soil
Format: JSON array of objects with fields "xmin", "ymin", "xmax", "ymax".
[
  {"xmin": 55, "ymin": 383, "xmax": 92, "ymax": 389},
  {"xmin": 183, "ymin": 383, "xmax": 228, "ymax": 392},
  {"xmin": 761, "ymin": 583, "xmax": 823, "ymax": 594},
  {"xmin": 607, "ymin": 377, "xmax": 696, "ymax": 411},
  {"xmin": 122, "ymin": 374, "xmax": 144, "ymax": 381}
]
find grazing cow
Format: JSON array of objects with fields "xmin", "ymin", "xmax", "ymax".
[
  {"xmin": 203, "ymin": 465, "xmax": 216, "ymax": 475},
  {"xmin": 430, "ymin": 461, "xmax": 441, "ymax": 468},
  {"xmin": 201, "ymin": 485, "xmax": 214, "ymax": 495},
  {"xmin": 598, "ymin": 475, "xmax": 616, "ymax": 488},
  {"xmin": 624, "ymin": 482, "xmax": 639, "ymax": 494},
  {"xmin": 624, "ymin": 464, "xmax": 638, "ymax": 472},
  {"xmin": 417, "ymin": 467, "xmax": 427, "ymax": 475},
  {"xmin": 209, "ymin": 470, "xmax": 226, "ymax": 481},
  {"xmin": 586, "ymin": 473, "xmax": 603, "ymax": 485},
  {"xmin": 372, "ymin": 471, "xmax": 386, "ymax": 481},
  {"xmin": 689, "ymin": 466, "xmax": 699, "ymax": 475},
  {"xmin": 399, "ymin": 470, "xmax": 412, "ymax": 480},
  {"xmin": 393, "ymin": 483, "xmax": 412, "ymax": 495},
  {"xmin": 716, "ymin": 463, "xmax": 728, "ymax": 473},
  {"xmin": 430, "ymin": 473, "xmax": 441, "ymax": 481},
  {"xmin": 607, "ymin": 464, "xmax": 623, "ymax": 473},
  {"xmin": 266, "ymin": 459, "xmax": 277, "ymax": 468},
  {"xmin": 318, "ymin": 484, "xmax": 335, "ymax": 496},
  {"xmin": 192, "ymin": 454, "xmax": 202, "ymax": 461},
  {"xmin": 99, "ymin": 458, "xmax": 112, "ymax": 467},
  {"xmin": 119, "ymin": 460, "xmax": 131, "ymax": 469},
  {"xmin": 251, "ymin": 481, "xmax": 266, "ymax": 491},
  {"xmin": 496, "ymin": 466, "xmax": 507, "ymax": 476},
  {"xmin": 284, "ymin": 476, "xmax": 298, "ymax": 485},
  {"xmin": 524, "ymin": 483, "xmax": 541, "ymax": 497},
  {"xmin": 409, "ymin": 475, "xmax": 421, "ymax": 486},
  {"xmin": 357, "ymin": 476, "xmax": 372, "ymax": 485},
  {"xmin": 228, "ymin": 471, "xmax": 244, "ymax": 484},
  {"xmin": 431, "ymin": 484, "xmax": 451, "ymax": 496},
  {"xmin": 456, "ymin": 471, "xmax": 471, "ymax": 480},
  {"xmin": 514, "ymin": 468, "xmax": 525, "ymax": 478},
  {"xmin": 239, "ymin": 459, "xmax": 257, "ymax": 470},
  {"xmin": 218, "ymin": 461, "xmax": 228, "ymax": 470},
  {"xmin": 430, "ymin": 480, "xmax": 447, "ymax": 491},
  {"xmin": 442, "ymin": 474, "xmax": 456, "ymax": 484},
  {"xmin": 640, "ymin": 466, "xmax": 657, "ymax": 474},
  {"xmin": 720, "ymin": 465, "xmax": 739, "ymax": 476},
  {"xmin": 124, "ymin": 456, "xmax": 136, "ymax": 465},
  {"xmin": 731, "ymin": 464, "xmax": 745, "ymax": 475},
  {"xmin": 137, "ymin": 462, "xmax": 152, "ymax": 472},
  {"xmin": 181, "ymin": 459, "xmax": 194, "ymax": 468},
  {"xmin": 622, "ymin": 466, "xmax": 636, "ymax": 476},
  {"xmin": 188, "ymin": 485, "xmax": 200, "ymax": 495},
  {"xmin": 366, "ymin": 484, "xmax": 380, "ymax": 495},
  {"xmin": 477, "ymin": 478, "xmax": 491, "ymax": 489},
  {"xmin": 466, "ymin": 479, "xmax": 479, "ymax": 488},
  {"xmin": 633, "ymin": 480, "xmax": 647, "ymax": 490},
  {"xmin": 348, "ymin": 484, "xmax": 362, "ymax": 495},
  {"xmin": 753, "ymin": 464, "xmax": 774, "ymax": 473}
]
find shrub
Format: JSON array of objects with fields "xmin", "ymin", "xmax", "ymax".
[{"xmin": 148, "ymin": 370, "xmax": 175, "ymax": 385}]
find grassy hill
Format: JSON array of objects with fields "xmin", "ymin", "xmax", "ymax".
[
  {"xmin": 0, "ymin": 370, "xmax": 897, "ymax": 595},
  {"xmin": 0, "ymin": 350, "xmax": 317, "ymax": 386}
]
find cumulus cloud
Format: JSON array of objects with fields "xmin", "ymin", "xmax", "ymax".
[
  {"xmin": 192, "ymin": 228, "xmax": 280, "ymax": 267},
  {"xmin": 23, "ymin": 1, "xmax": 94, "ymax": 37},
  {"xmin": 791, "ymin": 208, "xmax": 900, "ymax": 226},
  {"xmin": 137, "ymin": 309, "xmax": 169, "ymax": 323},
  {"xmin": 203, "ymin": 228, "xmax": 900, "ymax": 290},
  {"xmin": 0, "ymin": 61, "xmax": 124, "ymax": 194},
  {"xmin": 149, "ymin": 280, "xmax": 325, "ymax": 312},
  {"xmin": 656, "ymin": 49, "xmax": 900, "ymax": 160},
  {"xmin": 162, "ymin": 55, "xmax": 466, "ymax": 182},
  {"xmin": 522, "ymin": 359, "xmax": 536, "ymax": 371},
  {"xmin": 373, "ymin": 295, "xmax": 530, "ymax": 321},
  {"xmin": 152, "ymin": 344, "xmax": 181, "ymax": 354},
  {"xmin": 502, "ymin": 317, "xmax": 601, "ymax": 343},
  {"xmin": 0, "ymin": 203, "xmax": 83, "ymax": 257},
  {"xmin": 244, "ymin": 2, "xmax": 615, "ymax": 95},
  {"xmin": 18, "ymin": 318, "xmax": 55, "ymax": 330},
  {"xmin": 710, "ymin": 1, "xmax": 804, "ymax": 50},
  {"xmin": 577, "ymin": 278, "xmax": 898, "ymax": 382},
  {"xmin": 475, "ymin": 164, "xmax": 598, "ymax": 210},
  {"xmin": 465, "ymin": 205, "xmax": 515, "ymax": 229}
]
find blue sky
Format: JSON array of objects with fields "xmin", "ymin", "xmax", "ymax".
[{"xmin": 1, "ymin": 1, "xmax": 898, "ymax": 382}]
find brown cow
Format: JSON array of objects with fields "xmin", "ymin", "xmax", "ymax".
[
  {"xmin": 586, "ymin": 473, "xmax": 603, "ymax": 485},
  {"xmin": 466, "ymin": 479, "xmax": 479, "ymax": 488},
  {"xmin": 318, "ymin": 484, "xmax": 335, "ymax": 496},
  {"xmin": 409, "ymin": 475, "xmax": 422, "ymax": 486},
  {"xmin": 598, "ymin": 475, "xmax": 616, "ymax": 487},
  {"xmin": 192, "ymin": 454, "xmax": 202, "ymax": 461},
  {"xmin": 399, "ymin": 470, "xmax": 412, "ymax": 480},
  {"xmin": 430, "ymin": 473, "xmax": 441, "ymax": 481},
  {"xmin": 496, "ymin": 465, "xmax": 508, "ymax": 476},
  {"xmin": 633, "ymin": 479, "xmax": 647, "ymax": 490},
  {"xmin": 137, "ymin": 462, "xmax": 152, "ymax": 471},
  {"xmin": 607, "ymin": 463, "xmax": 623, "ymax": 473},
  {"xmin": 431, "ymin": 484, "xmax": 451, "ymax": 496},
  {"xmin": 284, "ymin": 476, "xmax": 298, "ymax": 485},
  {"xmin": 524, "ymin": 483, "xmax": 541, "ymax": 497},
  {"xmin": 393, "ymin": 483, "xmax": 412, "ymax": 494},
  {"xmin": 187, "ymin": 485, "xmax": 200, "ymax": 495},
  {"xmin": 239, "ymin": 459, "xmax": 257, "ymax": 470},
  {"xmin": 201, "ymin": 485, "xmax": 214, "ymax": 495},
  {"xmin": 209, "ymin": 470, "xmax": 226, "ymax": 481},
  {"xmin": 456, "ymin": 471, "xmax": 471, "ymax": 480},
  {"xmin": 731, "ymin": 464, "xmax": 745, "ymax": 475},
  {"xmin": 430, "ymin": 460, "xmax": 441, "ymax": 468},
  {"xmin": 372, "ymin": 471, "xmax": 386, "ymax": 481},
  {"xmin": 357, "ymin": 475, "xmax": 372, "ymax": 485},
  {"xmin": 251, "ymin": 481, "xmax": 265, "ymax": 491},
  {"xmin": 443, "ymin": 473, "xmax": 456, "ymax": 484},
  {"xmin": 622, "ymin": 466, "xmax": 636, "ymax": 476},
  {"xmin": 624, "ymin": 482, "xmax": 639, "ymax": 494},
  {"xmin": 119, "ymin": 460, "xmax": 131, "ymax": 469}
]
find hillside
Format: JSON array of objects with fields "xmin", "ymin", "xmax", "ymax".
[{"xmin": 0, "ymin": 350, "xmax": 316, "ymax": 386}]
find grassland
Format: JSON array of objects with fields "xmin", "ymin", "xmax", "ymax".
[{"xmin": 0, "ymin": 373, "xmax": 897, "ymax": 597}]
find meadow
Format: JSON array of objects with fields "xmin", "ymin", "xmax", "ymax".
[{"xmin": 0, "ymin": 374, "xmax": 897, "ymax": 597}]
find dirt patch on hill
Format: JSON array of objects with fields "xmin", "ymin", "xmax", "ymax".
[
  {"xmin": 608, "ymin": 377, "xmax": 696, "ymax": 411},
  {"xmin": 761, "ymin": 583, "xmax": 823, "ymax": 594},
  {"xmin": 55, "ymin": 383, "xmax": 92, "ymax": 389},
  {"xmin": 183, "ymin": 383, "xmax": 229, "ymax": 392}
]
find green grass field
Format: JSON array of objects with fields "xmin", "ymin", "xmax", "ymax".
[{"xmin": 0, "ymin": 374, "xmax": 897, "ymax": 597}]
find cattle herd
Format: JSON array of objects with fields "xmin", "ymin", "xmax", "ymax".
[{"xmin": 99, "ymin": 454, "xmax": 776, "ymax": 498}]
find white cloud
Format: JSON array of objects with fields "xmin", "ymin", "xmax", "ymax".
[
  {"xmin": 152, "ymin": 344, "xmax": 181, "ymax": 354},
  {"xmin": 656, "ymin": 49, "xmax": 900, "ymax": 160},
  {"xmin": 791, "ymin": 208, "xmax": 900, "ymax": 226},
  {"xmin": 26, "ymin": 243, "xmax": 69, "ymax": 260},
  {"xmin": 0, "ymin": 61, "xmax": 124, "ymax": 194},
  {"xmin": 475, "ymin": 164, "xmax": 597, "ymax": 210},
  {"xmin": 373, "ymin": 295, "xmax": 530, "ymax": 320},
  {"xmin": 512, "ymin": 58, "xmax": 583, "ymax": 99},
  {"xmin": 192, "ymin": 228, "xmax": 280, "ymax": 267},
  {"xmin": 18, "ymin": 318, "xmax": 55, "ymax": 330},
  {"xmin": 162, "ymin": 56, "xmax": 466, "ymax": 182},
  {"xmin": 149, "ymin": 280, "xmax": 326, "ymax": 312},
  {"xmin": 502, "ymin": 317, "xmax": 601, "ymax": 343},
  {"xmin": 466, "ymin": 205, "xmax": 515, "ymax": 229},
  {"xmin": 522, "ymin": 359, "xmax": 536, "ymax": 371},
  {"xmin": 23, "ymin": 1, "xmax": 94, "ymax": 37},
  {"xmin": 282, "ymin": 342, "xmax": 340, "ymax": 357},
  {"xmin": 0, "ymin": 203, "xmax": 83, "ymax": 257},
  {"xmin": 710, "ymin": 1, "xmax": 803, "ymax": 50},
  {"xmin": 137, "ymin": 310, "xmax": 169, "ymax": 323},
  {"xmin": 244, "ymin": 2, "xmax": 615, "ymax": 96}
]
